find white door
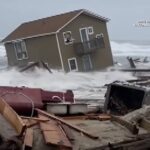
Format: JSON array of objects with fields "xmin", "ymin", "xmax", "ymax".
[
  {"xmin": 80, "ymin": 28, "xmax": 90, "ymax": 51},
  {"xmin": 80, "ymin": 28, "xmax": 89, "ymax": 42},
  {"xmin": 82, "ymin": 54, "xmax": 93, "ymax": 71}
]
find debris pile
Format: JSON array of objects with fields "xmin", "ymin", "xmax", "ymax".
[
  {"xmin": 0, "ymin": 94, "xmax": 150, "ymax": 149},
  {"xmin": 0, "ymin": 80, "xmax": 150, "ymax": 149}
]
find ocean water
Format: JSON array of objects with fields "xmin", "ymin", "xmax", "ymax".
[{"xmin": 0, "ymin": 41, "xmax": 149, "ymax": 100}]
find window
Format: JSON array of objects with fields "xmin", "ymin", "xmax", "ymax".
[
  {"xmin": 96, "ymin": 33, "xmax": 105, "ymax": 48},
  {"xmin": 68, "ymin": 57, "xmax": 78, "ymax": 71},
  {"xmin": 63, "ymin": 31, "xmax": 73, "ymax": 44},
  {"xmin": 14, "ymin": 40, "xmax": 28, "ymax": 60},
  {"xmin": 88, "ymin": 27, "xmax": 94, "ymax": 35},
  {"xmin": 96, "ymin": 33, "xmax": 104, "ymax": 38}
]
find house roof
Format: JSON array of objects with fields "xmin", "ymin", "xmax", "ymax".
[{"xmin": 2, "ymin": 9, "xmax": 109, "ymax": 43}]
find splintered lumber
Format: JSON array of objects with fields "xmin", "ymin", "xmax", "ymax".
[
  {"xmin": 98, "ymin": 114, "xmax": 111, "ymax": 121},
  {"xmin": 87, "ymin": 114, "xmax": 111, "ymax": 121},
  {"xmin": 20, "ymin": 62, "xmax": 39, "ymax": 72},
  {"xmin": 62, "ymin": 115, "xmax": 88, "ymax": 120},
  {"xmin": 22, "ymin": 116, "xmax": 49, "ymax": 128},
  {"xmin": 23, "ymin": 119, "xmax": 38, "ymax": 128},
  {"xmin": 23, "ymin": 128, "xmax": 33, "ymax": 150},
  {"xmin": 38, "ymin": 114, "xmax": 72, "ymax": 149},
  {"xmin": 0, "ymin": 98, "xmax": 26, "ymax": 135},
  {"xmin": 111, "ymin": 115, "xmax": 139, "ymax": 134},
  {"xmin": 36, "ymin": 108, "xmax": 99, "ymax": 139},
  {"xmin": 61, "ymin": 124, "xmax": 75, "ymax": 141},
  {"xmin": 120, "ymin": 68, "xmax": 150, "ymax": 72},
  {"xmin": 21, "ymin": 116, "xmax": 49, "ymax": 122},
  {"xmin": 62, "ymin": 114, "xmax": 111, "ymax": 121}
]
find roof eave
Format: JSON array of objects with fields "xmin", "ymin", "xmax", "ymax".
[
  {"xmin": 82, "ymin": 9, "xmax": 110, "ymax": 22},
  {"xmin": 2, "ymin": 32, "xmax": 57, "ymax": 44},
  {"xmin": 56, "ymin": 9, "xmax": 110, "ymax": 33}
]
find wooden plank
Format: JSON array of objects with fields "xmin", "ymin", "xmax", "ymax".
[
  {"xmin": 61, "ymin": 124, "xmax": 75, "ymax": 141},
  {"xmin": 23, "ymin": 128, "xmax": 33, "ymax": 150},
  {"xmin": 23, "ymin": 119, "xmax": 38, "ymax": 128},
  {"xmin": 21, "ymin": 116, "xmax": 49, "ymax": 122},
  {"xmin": 62, "ymin": 116, "xmax": 87, "ymax": 120},
  {"xmin": 111, "ymin": 115, "xmax": 139, "ymax": 134},
  {"xmin": 38, "ymin": 114, "xmax": 72, "ymax": 149},
  {"xmin": 0, "ymin": 98, "xmax": 26, "ymax": 135},
  {"xmin": 36, "ymin": 108, "xmax": 99, "ymax": 139},
  {"xmin": 98, "ymin": 114, "xmax": 111, "ymax": 121}
]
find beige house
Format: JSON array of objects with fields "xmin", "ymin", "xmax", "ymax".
[{"xmin": 2, "ymin": 9, "xmax": 113, "ymax": 72}]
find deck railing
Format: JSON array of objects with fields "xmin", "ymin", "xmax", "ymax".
[{"xmin": 73, "ymin": 38, "xmax": 105, "ymax": 56}]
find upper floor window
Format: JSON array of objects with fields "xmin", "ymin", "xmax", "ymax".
[
  {"xmin": 96, "ymin": 33, "xmax": 105, "ymax": 48},
  {"xmin": 14, "ymin": 40, "xmax": 28, "ymax": 60},
  {"xmin": 63, "ymin": 31, "xmax": 73, "ymax": 45},
  {"xmin": 88, "ymin": 27, "xmax": 94, "ymax": 35},
  {"xmin": 96, "ymin": 33, "xmax": 104, "ymax": 38}
]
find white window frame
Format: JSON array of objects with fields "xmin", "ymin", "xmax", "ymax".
[
  {"xmin": 68, "ymin": 57, "xmax": 78, "ymax": 71},
  {"xmin": 96, "ymin": 33, "xmax": 104, "ymax": 38},
  {"xmin": 88, "ymin": 26, "xmax": 94, "ymax": 35},
  {"xmin": 13, "ymin": 40, "xmax": 28, "ymax": 60},
  {"xmin": 63, "ymin": 31, "xmax": 73, "ymax": 45},
  {"xmin": 79, "ymin": 27, "xmax": 89, "ymax": 42}
]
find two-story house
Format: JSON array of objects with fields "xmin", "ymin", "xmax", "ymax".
[{"xmin": 2, "ymin": 9, "xmax": 113, "ymax": 72}]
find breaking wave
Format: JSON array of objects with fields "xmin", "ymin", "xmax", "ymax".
[
  {"xmin": 0, "ymin": 41, "xmax": 149, "ymax": 99},
  {"xmin": 0, "ymin": 68, "xmax": 135, "ymax": 100},
  {"xmin": 111, "ymin": 41, "xmax": 150, "ymax": 56}
]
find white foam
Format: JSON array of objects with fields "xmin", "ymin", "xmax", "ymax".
[
  {"xmin": 0, "ymin": 68, "xmax": 135, "ymax": 99},
  {"xmin": 111, "ymin": 41, "xmax": 150, "ymax": 56},
  {"xmin": 0, "ymin": 42, "xmax": 140, "ymax": 99}
]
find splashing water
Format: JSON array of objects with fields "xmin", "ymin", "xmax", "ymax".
[
  {"xmin": 0, "ymin": 41, "xmax": 148, "ymax": 100},
  {"xmin": 0, "ymin": 68, "xmax": 135, "ymax": 99}
]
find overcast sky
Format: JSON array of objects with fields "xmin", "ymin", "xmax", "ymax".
[{"xmin": 0, "ymin": 0, "xmax": 150, "ymax": 41}]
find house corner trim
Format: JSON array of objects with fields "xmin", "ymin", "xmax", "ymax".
[{"xmin": 56, "ymin": 33, "xmax": 64, "ymax": 71}]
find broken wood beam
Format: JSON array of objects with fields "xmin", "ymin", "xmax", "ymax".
[
  {"xmin": 111, "ymin": 115, "xmax": 139, "ymax": 134},
  {"xmin": 38, "ymin": 114, "xmax": 72, "ymax": 149},
  {"xmin": 98, "ymin": 114, "xmax": 111, "ymax": 121},
  {"xmin": 23, "ymin": 128, "xmax": 33, "ymax": 150},
  {"xmin": 61, "ymin": 124, "xmax": 75, "ymax": 141},
  {"xmin": 62, "ymin": 115, "xmax": 88, "ymax": 120},
  {"xmin": 20, "ymin": 62, "xmax": 39, "ymax": 72},
  {"xmin": 21, "ymin": 116, "xmax": 49, "ymax": 122},
  {"xmin": 0, "ymin": 98, "xmax": 26, "ymax": 135},
  {"xmin": 22, "ymin": 119, "xmax": 38, "ymax": 128},
  {"xmin": 36, "ymin": 108, "xmax": 99, "ymax": 139},
  {"xmin": 41, "ymin": 60, "xmax": 52, "ymax": 73}
]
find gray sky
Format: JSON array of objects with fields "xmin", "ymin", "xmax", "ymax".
[{"xmin": 0, "ymin": 0, "xmax": 150, "ymax": 40}]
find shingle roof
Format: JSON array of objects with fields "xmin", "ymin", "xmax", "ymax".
[{"xmin": 2, "ymin": 9, "xmax": 109, "ymax": 43}]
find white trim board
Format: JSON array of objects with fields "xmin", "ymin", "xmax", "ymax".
[{"xmin": 56, "ymin": 33, "xmax": 64, "ymax": 71}]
